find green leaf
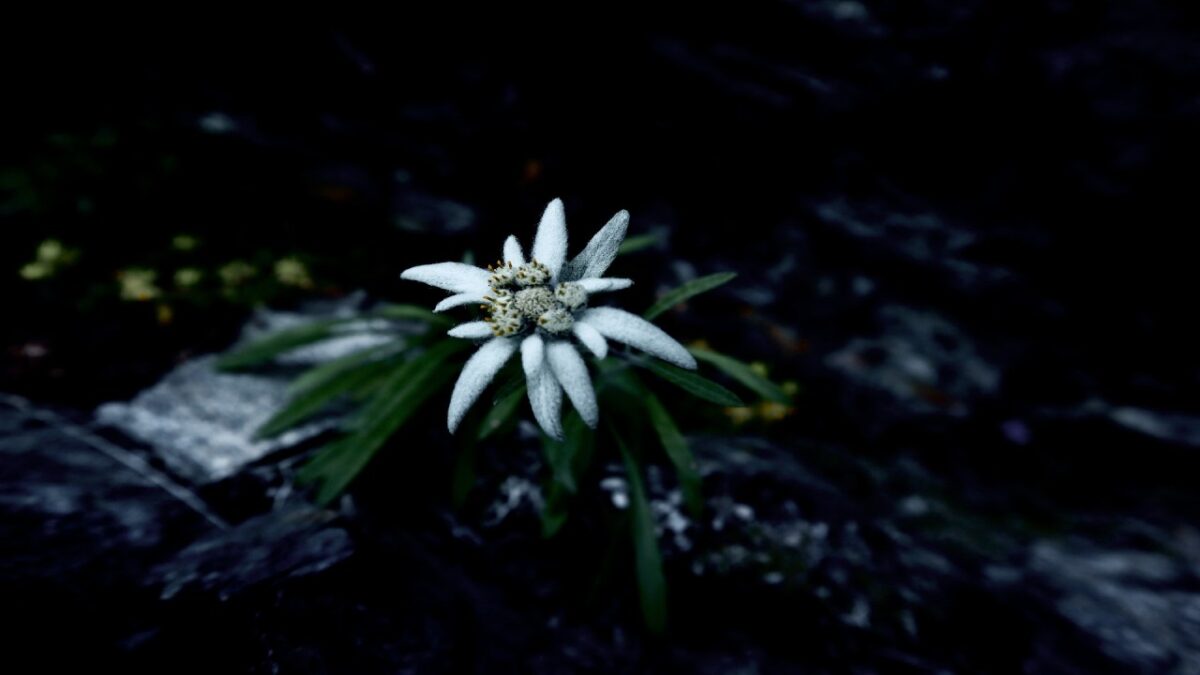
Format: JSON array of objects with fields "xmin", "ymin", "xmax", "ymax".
[
  {"xmin": 617, "ymin": 232, "xmax": 662, "ymax": 256},
  {"xmin": 689, "ymin": 347, "xmax": 792, "ymax": 404},
  {"xmin": 288, "ymin": 343, "xmax": 402, "ymax": 396},
  {"xmin": 476, "ymin": 383, "xmax": 526, "ymax": 441},
  {"xmin": 643, "ymin": 272, "xmax": 737, "ymax": 320},
  {"xmin": 541, "ymin": 488, "xmax": 570, "ymax": 539},
  {"xmin": 643, "ymin": 392, "xmax": 703, "ymax": 516},
  {"xmin": 216, "ymin": 319, "xmax": 343, "ymax": 371},
  {"xmin": 490, "ymin": 365, "xmax": 527, "ymax": 404},
  {"xmin": 256, "ymin": 349, "xmax": 397, "ymax": 439},
  {"xmin": 540, "ymin": 413, "xmax": 597, "ymax": 538},
  {"xmin": 618, "ymin": 436, "xmax": 668, "ymax": 634},
  {"xmin": 637, "ymin": 358, "xmax": 744, "ymax": 407},
  {"xmin": 296, "ymin": 339, "xmax": 468, "ymax": 504},
  {"xmin": 371, "ymin": 303, "xmax": 453, "ymax": 327}
]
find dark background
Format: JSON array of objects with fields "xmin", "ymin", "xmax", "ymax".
[{"xmin": 4, "ymin": 5, "xmax": 1200, "ymax": 673}]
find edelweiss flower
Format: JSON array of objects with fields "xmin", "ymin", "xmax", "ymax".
[{"xmin": 401, "ymin": 198, "xmax": 697, "ymax": 439}]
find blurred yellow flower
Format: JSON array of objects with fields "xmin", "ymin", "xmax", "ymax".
[
  {"xmin": 174, "ymin": 267, "xmax": 204, "ymax": 288},
  {"xmin": 218, "ymin": 260, "xmax": 257, "ymax": 286},
  {"xmin": 118, "ymin": 268, "xmax": 162, "ymax": 301},
  {"xmin": 274, "ymin": 257, "xmax": 314, "ymax": 289}
]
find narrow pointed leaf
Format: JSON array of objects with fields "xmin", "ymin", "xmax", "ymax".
[
  {"xmin": 540, "ymin": 413, "xmax": 595, "ymax": 537},
  {"xmin": 371, "ymin": 303, "xmax": 453, "ymax": 327},
  {"xmin": 476, "ymin": 383, "xmax": 527, "ymax": 440},
  {"xmin": 296, "ymin": 339, "xmax": 468, "ymax": 504},
  {"xmin": 256, "ymin": 347, "xmax": 399, "ymax": 439},
  {"xmin": 216, "ymin": 319, "xmax": 343, "ymax": 371},
  {"xmin": 288, "ymin": 343, "xmax": 402, "ymax": 396},
  {"xmin": 643, "ymin": 391, "xmax": 703, "ymax": 516},
  {"xmin": 618, "ymin": 437, "xmax": 668, "ymax": 634},
  {"xmin": 643, "ymin": 272, "xmax": 737, "ymax": 320},
  {"xmin": 490, "ymin": 364, "xmax": 527, "ymax": 404},
  {"xmin": 636, "ymin": 358, "xmax": 744, "ymax": 407},
  {"xmin": 689, "ymin": 347, "xmax": 792, "ymax": 404},
  {"xmin": 617, "ymin": 232, "xmax": 663, "ymax": 256}
]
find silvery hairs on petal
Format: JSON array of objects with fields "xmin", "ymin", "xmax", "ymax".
[
  {"xmin": 522, "ymin": 334, "xmax": 564, "ymax": 439},
  {"xmin": 447, "ymin": 337, "xmax": 518, "ymax": 433},
  {"xmin": 546, "ymin": 341, "xmax": 598, "ymax": 428},
  {"xmin": 400, "ymin": 262, "xmax": 490, "ymax": 294},
  {"xmin": 578, "ymin": 307, "xmax": 697, "ymax": 369},
  {"xmin": 561, "ymin": 209, "xmax": 629, "ymax": 282},
  {"xmin": 531, "ymin": 198, "xmax": 568, "ymax": 280}
]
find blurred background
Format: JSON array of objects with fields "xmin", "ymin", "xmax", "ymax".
[{"xmin": 4, "ymin": 6, "xmax": 1200, "ymax": 673}]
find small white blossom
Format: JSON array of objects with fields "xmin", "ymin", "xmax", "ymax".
[{"xmin": 401, "ymin": 198, "xmax": 698, "ymax": 439}]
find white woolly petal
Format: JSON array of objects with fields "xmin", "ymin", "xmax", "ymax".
[
  {"xmin": 401, "ymin": 262, "xmax": 490, "ymax": 294},
  {"xmin": 546, "ymin": 341, "xmax": 599, "ymax": 428},
  {"xmin": 579, "ymin": 307, "xmax": 698, "ymax": 369},
  {"xmin": 447, "ymin": 321, "xmax": 495, "ymax": 339},
  {"xmin": 572, "ymin": 322, "xmax": 608, "ymax": 359},
  {"xmin": 531, "ymin": 198, "xmax": 568, "ymax": 281},
  {"xmin": 503, "ymin": 235, "xmax": 525, "ymax": 266},
  {"xmin": 447, "ymin": 337, "xmax": 518, "ymax": 433},
  {"xmin": 520, "ymin": 334, "xmax": 545, "ymax": 378},
  {"xmin": 576, "ymin": 278, "xmax": 633, "ymax": 294},
  {"xmin": 521, "ymin": 335, "xmax": 563, "ymax": 439},
  {"xmin": 528, "ymin": 368, "xmax": 563, "ymax": 440},
  {"xmin": 562, "ymin": 209, "xmax": 629, "ymax": 281},
  {"xmin": 435, "ymin": 292, "xmax": 486, "ymax": 312}
]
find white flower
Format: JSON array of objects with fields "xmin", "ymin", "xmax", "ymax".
[{"xmin": 401, "ymin": 198, "xmax": 698, "ymax": 439}]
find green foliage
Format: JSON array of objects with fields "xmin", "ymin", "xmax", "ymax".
[
  {"xmin": 636, "ymin": 358, "xmax": 744, "ymax": 407},
  {"xmin": 642, "ymin": 389, "xmax": 703, "ymax": 516},
  {"xmin": 618, "ymin": 435, "xmax": 668, "ymax": 635},
  {"xmin": 476, "ymin": 383, "xmax": 527, "ymax": 441},
  {"xmin": 296, "ymin": 339, "xmax": 468, "ymax": 504},
  {"xmin": 256, "ymin": 346, "xmax": 400, "ymax": 439},
  {"xmin": 643, "ymin": 271, "xmax": 737, "ymax": 320},
  {"xmin": 216, "ymin": 319, "xmax": 347, "ymax": 371},
  {"xmin": 541, "ymin": 412, "xmax": 596, "ymax": 537},
  {"xmin": 371, "ymin": 303, "xmax": 454, "ymax": 327},
  {"xmin": 689, "ymin": 347, "xmax": 792, "ymax": 404},
  {"xmin": 218, "ymin": 252, "xmax": 793, "ymax": 634},
  {"xmin": 616, "ymin": 232, "xmax": 663, "ymax": 256}
]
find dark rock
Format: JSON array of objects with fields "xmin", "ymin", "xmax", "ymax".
[
  {"xmin": 149, "ymin": 505, "xmax": 353, "ymax": 602},
  {"xmin": 94, "ymin": 357, "xmax": 318, "ymax": 483},
  {"xmin": 825, "ymin": 304, "xmax": 1000, "ymax": 421},
  {"xmin": 1030, "ymin": 542, "xmax": 1200, "ymax": 674},
  {"xmin": 93, "ymin": 296, "xmax": 392, "ymax": 484},
  {"xmin": 0, "ymin": 395, "xmax": 218, "ymax": 582},
  {"xmin": 0, "ymin": 395, "xmax": 215, "ymax": 668}
]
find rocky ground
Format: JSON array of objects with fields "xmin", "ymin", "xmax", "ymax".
[{"xmin": 5, "ymin": 4, "xmax": 1200, "ymax": 673}]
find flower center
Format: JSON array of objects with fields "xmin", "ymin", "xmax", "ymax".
[{"xmin": 482, "ymin": 260, "xmax": 587, "ymax": 337}]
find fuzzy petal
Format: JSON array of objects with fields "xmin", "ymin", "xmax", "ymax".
[
  {"xmin": 401, "ymin": 262, "xmax": 490, "ymax": 294},
  {"xmin": 503, "ymin": 235, "xmax": 525, "ymax": 266},
  {"xmin": 521, "ymin": 335, "xmax": 563, "ymax": 439},
  {"xmin": 572, "ymin": 322, "xmax": 608, "ymax": 359},
  {"xmin": 529, "ymin": 369, "xmax": 563, "ymax": 440},
  {"xmin": 447, "ymin": 321, "xmax": 495, "ymax": 339},
  {"xmin": 546, "ymin": 341, "xmax": 599, "ymax": 428},
  {"xmin": 562, "ymin": 209, "xmax": 629, "ymax": 281},
  {"xmin": 531, "ymin": 198, "xmax": 568, "ymax": 281},
  {"xmin": 435, "ymin": 292, "xmax": 486, "ymax": 313},
  {"xmin": 579, "ymin": 307, "xmax": 698, "ymax": 369},
  {"xmin": 576, "ymin": 278, "xmax": 633, "ymax": 294},
  {"xmin": 447, "ymin": 337, "xmax": 518, "ymax": 433},
  {"xmin": 520, "ymin": 334, "xmax": 545, "ymax": 376}
]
